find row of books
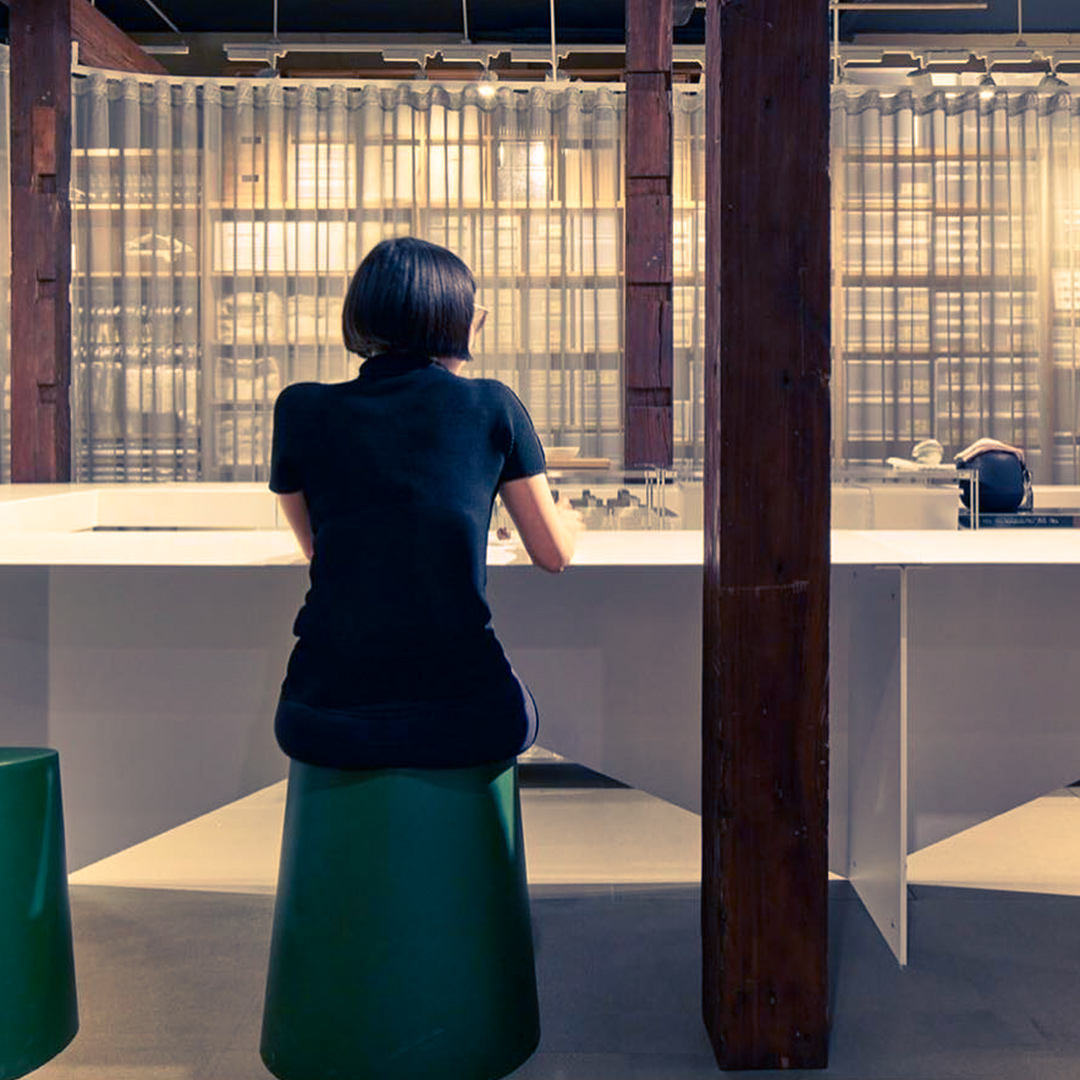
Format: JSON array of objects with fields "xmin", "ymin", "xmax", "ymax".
[{"xmin": 959, "ymin": 510, "xmax": 1080, "ymax": 528}]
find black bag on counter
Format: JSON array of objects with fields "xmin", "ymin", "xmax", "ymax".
[{"xmin": 955, "ymin": 439, "xmax": 1032, "ymax": 514}]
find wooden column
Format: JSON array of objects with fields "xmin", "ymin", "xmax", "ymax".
[
  {"xmin": 9, "ymin": 0, "xmax": 73, "ymax": 481},
  {"xmin": 624, "ymin": 0, "xmax": 673, "ymax": 467},
  {"xmin": 9, "ymin": 0, "xmax": 164, "ymax": 483},
  {"xmin": 702, "ymin": 0, "xmax": 831, "ymax": 1070}
]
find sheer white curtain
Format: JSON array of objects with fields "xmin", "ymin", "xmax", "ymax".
[
  {"xmin": 72, "ymin": 73, "xmax": 202, "ymax": 480},
  {"xmin": 832, "ymin": 84, "xmax": 1080, "ymax": 481},
  {"xmin": 673, "ymin": 86, "xmax": 706, "ymax": 465},
  {"xmin": 73, "ymin": 76, "xmax": 660, "ymax": 480},
  {"xmin": 44, "ymin": 70, "xmax": 1080, "ymax": 484},
  {"xmin": 70, "ymin": 74, "xmax": 717, "ymax": 480}
]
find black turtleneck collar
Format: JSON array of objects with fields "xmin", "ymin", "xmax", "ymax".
[{"xmin": 357, "ymin": 351, "xmax": 435, "ymax": 381}]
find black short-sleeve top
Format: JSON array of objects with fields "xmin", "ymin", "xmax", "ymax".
[{"xmin": 269, "ymin": 350, "xmax": 546, "ymax": 716}]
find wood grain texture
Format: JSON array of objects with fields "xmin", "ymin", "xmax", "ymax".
[
  {"xmin": 625, "ymin": 0, "xmax": 673, "ymax": 72},
  {"xmin": 626, "ymin": 287, "xmax": 673, "ymax": 390},
  {"xmin": 31, "ymin": 105, "xmax": 57, "ymax": 178},
  {"xmin": 624, "ymin": 0, "xmax": 674, "ymax": 468},
  {"xmin": 625, "ymin": 73, "xmax": 672, "ymax": 178},
  {"xmin": 10, "ymin": 0, "xmax": 73, "ymax": 481},
  {"xmin": 625, "ymin": 192, "xmax": 673, "ymax": 285},
  {"xmin": 702, "ymin": 0, "xmax": 831, "ymax": 1069},
  {"xmin": 626, "ymin": 176, "xmax": 668, "ymax": 195},
  {"xmin": 624, "ymin": 404, "xmax": 673, "ymax": 466},
  {"xmin": 71, "ymin": 0, "xmax": 168, "ymax": 74}
]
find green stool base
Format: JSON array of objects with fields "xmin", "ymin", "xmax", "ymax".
[
  {"xmin": 261, "ymin": 758, "xmax": 540, "ymax": 1080},
  {"xmin": 0, "ymin": 748, "xmax": 78, "ymax": 1080}
]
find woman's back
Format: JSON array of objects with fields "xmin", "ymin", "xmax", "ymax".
[
  {"xmin": 269, "ymin": 236, "xmax": 578, "ymax": 769},
  {"xmin": 270, "ymin": 350, "xmax": 545, "ymax": 712}
]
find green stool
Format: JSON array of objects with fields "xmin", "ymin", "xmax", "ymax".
[
  {"xmin": 0, "ymin": 749, "xmax": 78, "ymax": 1080},
  {"xmin": 260, "ymin": 758, "xmax": 540, "ymax": 1080}
]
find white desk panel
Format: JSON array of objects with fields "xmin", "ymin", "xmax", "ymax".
[{"xmin": 2, "ymin": 485, "xmax": 1079, "ymax": 967}]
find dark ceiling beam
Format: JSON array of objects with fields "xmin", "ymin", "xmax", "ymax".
[
  {"xmin": 72, "ymin": 0, "xmax": 168, "ymax": 73},
  {"xmin": 702, "ymin": 0, "xmax": 831, "ymax": 1069}
]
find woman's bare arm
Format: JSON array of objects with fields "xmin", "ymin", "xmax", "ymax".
[
  {"xmin": 498, "ymin": 473, "xmax": 583, "ymax": 573},
  {"xmin": 277, "ymin": 491, "xmax": 314, "ymax": 561}
]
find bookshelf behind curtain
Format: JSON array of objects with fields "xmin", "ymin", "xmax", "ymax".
[
  {"xmin": 0, "ymin": 71, "xmax": 1065, "ymax": 483},
  {"xmin": 832, "ymin": 85, "xmax": 1080, "ymax": 481}
]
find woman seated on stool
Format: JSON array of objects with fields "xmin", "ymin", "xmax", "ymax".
[{"xmin": 270, "ymin": 235, "xmax": 583, "ymax": 769}]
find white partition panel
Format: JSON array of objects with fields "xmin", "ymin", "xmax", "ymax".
[
  {"xmin": 907, "ymin": 565, "xmax": 1080, "ymax": 853},
  {"xmin": 488, "ymin": 564, "xmax": 704, "ymax": 816},
  {"xmin": 835, "ymin": 566, "xmax": 908, "ymax": 965},
  {"xmin": 45, "ymin": 567, "xmax": 306, "ymax": 868}
]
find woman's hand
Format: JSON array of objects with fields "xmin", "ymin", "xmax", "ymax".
[{"xmin": 555, "ymin": 501, "xmax": 585, "ymax": 543}]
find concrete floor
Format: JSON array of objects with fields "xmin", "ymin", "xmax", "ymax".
[{"xmin": 33, "ymin": 759, "xmax": 1080, "ymax": 1079}]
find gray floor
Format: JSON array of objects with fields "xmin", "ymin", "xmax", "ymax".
[{"xmin": 32, "ymin": 770, "xmax": 1080, "ymax": 1079}]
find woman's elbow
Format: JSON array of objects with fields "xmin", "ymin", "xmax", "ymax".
[
  {"xmin": 536, "ymin": 554, "xmax": 569, "ymax": 573},
  {"xmin": 532, "ymin": 541, "xmax": 574, "ymax": 573}
]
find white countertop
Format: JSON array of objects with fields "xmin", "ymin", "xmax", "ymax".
[
  {"xmin": 2, "ymin": 484, "xmax": 1080, "ymax": 568},
  {"xmin": 858, "ymin": 528, "xmax": 1080, "ymax": 566}
]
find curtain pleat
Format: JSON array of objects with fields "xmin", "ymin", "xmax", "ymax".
[
  {"xmin": 72, "ymin": 75, "xmax": 205, "ymax": 480},
  {"xmin": 0, "ymin": 72, "xmax": 1052, "ymax": 484},
  {"xmin": 673, "ymin": 88, "xmax": 706, "ymax": 465}
]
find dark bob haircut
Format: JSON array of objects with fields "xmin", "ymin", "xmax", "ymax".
[{"xmin": 342, "ymin": 237, "xmax": 476, "ymax": 360}]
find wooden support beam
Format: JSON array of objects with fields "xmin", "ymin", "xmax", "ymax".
[
  {"xmin": 702, "ymin": 0, "xmax": 831, "ymax": 1070},
  {"xmin": 9, "ymin": 0, "xmax": 164, "ymax": 482},
  {"xmin": 10, "ymin": 0, "xmax": 73, "ymax": 481},
  {"xmin": 624, "ymin": 0, "xmax": 673, "ymax": 467}
]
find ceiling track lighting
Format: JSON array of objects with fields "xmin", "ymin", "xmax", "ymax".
[
  {"xmin": 142, "ymin": 44, "xmax": 190, "ymax": 55},
  {"xmin": 236, "ymin": 0, "xmax": 283, "ymax": 74},
  {"xmin": 219, "ymin": 37, "xmax": 710, "ymax": 73},
  {"xmin": 132, "ymin": 0, "xmax": 188, "ymax": 55},
  {"xmin": 831, "ymin": 2, "xmax": 988, "ymax": 8},
  {"xmin": 833, "ymin": 38, "xmax": 1080, "ymax": 91}
]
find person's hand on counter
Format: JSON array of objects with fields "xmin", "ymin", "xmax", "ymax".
[{"xmin": 555, "ymin": 501, "xmax": 585, "ymax": 543}]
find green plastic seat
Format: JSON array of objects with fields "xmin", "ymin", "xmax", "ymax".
[
  {"xmin": 260, "ymin": 758, "xmax": 540, "ymax": 1080},
  {"xmin": 0, "ymin": 748, "xmax": 78, "ymax": 1080}
]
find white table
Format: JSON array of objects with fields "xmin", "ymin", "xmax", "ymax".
[
  {"xmin": 2, "ymin": 485, "xmax": 1079, "ymax": 964},
  {"xmin": 831, "ymin": 530, "xmax": 1080, "ymax": 964}
]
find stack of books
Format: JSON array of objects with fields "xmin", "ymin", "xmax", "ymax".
[{"xmin": 958, "ymin": 510, "xmax": 1080, "ymax": 529}]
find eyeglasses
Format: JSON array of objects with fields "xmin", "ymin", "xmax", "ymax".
[{"xmin": 472, "ymin": 304, "xmax": 489, "ymax": 336}]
